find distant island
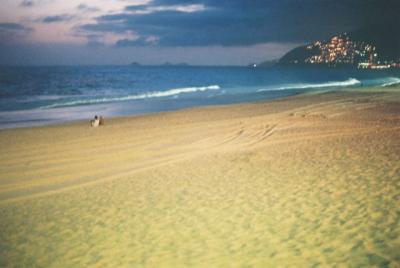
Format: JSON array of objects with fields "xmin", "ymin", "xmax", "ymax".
[{"xmin": 255, "ymin": 24, "xmax": 400, "ymax": 69}]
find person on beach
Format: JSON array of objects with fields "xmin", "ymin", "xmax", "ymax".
[
  {"xmin": 91, "ymin": 115, "xmax": 100, "ymax": 127},
  {"xmin": 91, "ymin": 115, "xmax": 104, "ymax": 127}
]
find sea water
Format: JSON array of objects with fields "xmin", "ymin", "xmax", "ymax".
[{"xmin": 0, "ymin": 65, "xmax": 399, "ymax": 128}]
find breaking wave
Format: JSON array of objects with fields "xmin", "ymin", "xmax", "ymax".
[
  {"xmin": 381, "ymin": 77, "xmax": 400, "ymax": 87},
  {"xmin": 258, "ymin": 78, "xmax": 361, "ymax": 92},
  {"xmin": 42, "ymin": 85, "xmax": 220, "ymax": 109}
]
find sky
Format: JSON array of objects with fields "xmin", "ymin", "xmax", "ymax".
[{"xmin": 0, "ymin": 0, "xmax": 399, "ymax": 65}]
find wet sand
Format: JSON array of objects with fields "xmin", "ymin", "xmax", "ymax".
[{"xmin": 0, "ymin": 89, "xmax": 399, "ymax": 267}]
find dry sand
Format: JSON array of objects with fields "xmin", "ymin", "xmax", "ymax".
[{"xmin": 0, "ymin": 89, "xmax": 399, "ymax": 267}]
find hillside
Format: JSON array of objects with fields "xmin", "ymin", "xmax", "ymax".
[{"xmin": 279, "ymin": 24, "xmax": 400, "ymax": 68}]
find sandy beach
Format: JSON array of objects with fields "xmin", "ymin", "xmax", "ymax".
[{"xmin": 0, "ymin": 88, "xmax": 399, "ymax": 267}]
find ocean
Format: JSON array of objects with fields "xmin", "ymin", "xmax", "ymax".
[{"xmin": 0, "ymin": 65, "xmax": 399, "ymax": 129}]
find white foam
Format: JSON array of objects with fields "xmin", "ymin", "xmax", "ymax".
[
  {"xmin": 258, "ymin": 78, "xmax": 361, "ymax": 92},
  {"xmin": 42, "ymin": 85, "xmax": 220, "ymax": 109},
  {"xmin": 381, "ymin": 77, "xmax": 400, "ymax": 87}
]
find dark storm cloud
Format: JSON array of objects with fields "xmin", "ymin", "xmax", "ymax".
[{"xmin": 68, "ymin": 0, "xmax": 400, "ymax": 47}]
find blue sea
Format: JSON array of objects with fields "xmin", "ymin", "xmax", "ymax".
[{"xmin": 0, "ymin": 65, "xmax": 399, "ymax": 129}]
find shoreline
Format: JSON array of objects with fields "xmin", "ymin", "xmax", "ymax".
[
  {"xmin": 1, "ymin": 87, "xmax": 399, "ymax": 266},
  {"xmin": 0, "ymin": 86, "xmax": 397, "ymax": 131}
]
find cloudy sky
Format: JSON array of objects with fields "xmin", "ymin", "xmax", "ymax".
[{"xmin": 0, "ymin": 0, "xmax": 398, "ymax": 65}]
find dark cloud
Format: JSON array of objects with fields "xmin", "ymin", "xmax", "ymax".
[
  {"xmin": 0, "ymin": 23, "xmax": 27, "ymax": 31},
  {"xmin": 87, "ymin": 40, "xmax": 105, "ymax": 48},
  {"xmin": 82, "ymin": 32, "xmax": 106, "ymax": 48},
  {"xmin": 42, "ymin": 15, "xmax": 74, "ymax": 23},
  {"xmin": 0, "ymin": 23, "xmax": 33, "ymax": 43},
  {"xmin": 115, "ymin": 39, "xmax": 145, "ymax": 47},
  {"xmin": 20, "ymin": 0, "xmax": 34, "ymax": 7},
  {"xmin": 124, "ymin": 5, "xmax": 148, "ymax": 11},
  {"xmin": 115, "ymin": 37, "xmax": 157, "ymax": 47},
  {"xmin": 80, "ymin": 0, "xmax": 400, "ymax": 47},
  {"xmin": 81, "ymin": 21, "xmax": 129, "ymax": 34}
]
